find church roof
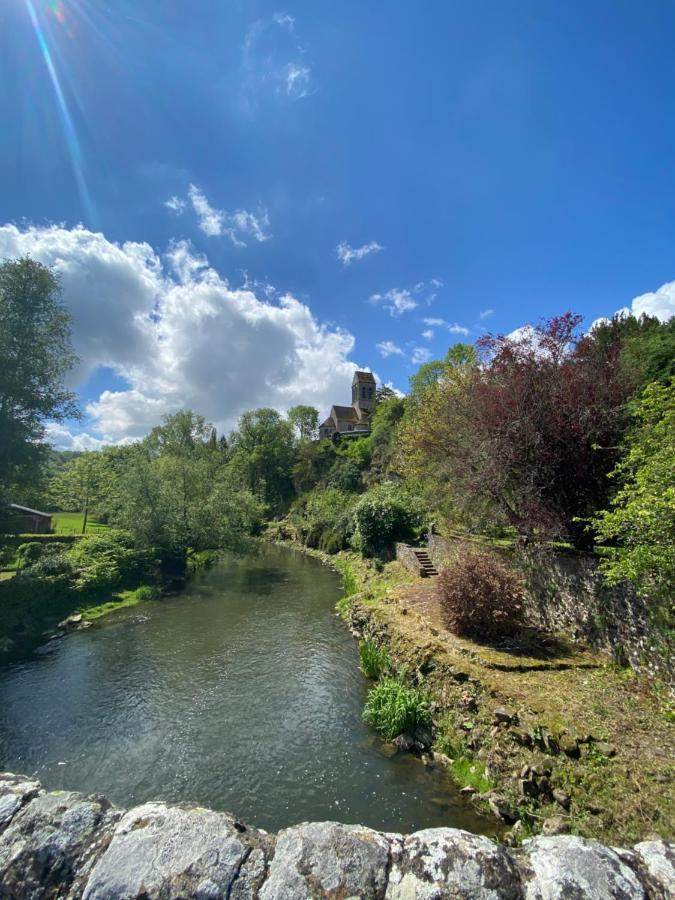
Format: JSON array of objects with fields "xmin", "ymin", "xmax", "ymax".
[
  {"xmin": 319, "ymin": 417, "xmax": 334, "ymax": 428},
  {"xmin": 331, "ymin": 405, "xmax": 359, "ymax": 421},
  {"xmin": 352, "ymin": 370, "xmax": 376, "ymax": 383}
]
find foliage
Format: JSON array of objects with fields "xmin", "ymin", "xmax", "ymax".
[
  {"xmin": 65, "ymin": 530, "xmax": 152, "ymax": 592},
  {"xmin": 366, "ymin": 396, "xmax": 406, "ymax": 483},
  {"xmin": 358, "ymin": 637, "xmax": 390, "ymax": 678},
  {"xmin": 326, "ymin": 457, "xmax": 363, "ymax": 492},
  {"xmin": 592, "ymin": 379, "xmax": 675, "ymax": 605},
  {"xmin": 400, "ymin": 314, "xmax": 634, "ymax": 546},
  {"xmin": 229, "ymin": 408, "xmax": 296, "ymax": 513},
  {"xmin": 289, "ymin": 487, "xmax": 357, "ymax": 552},
  {"xmin": 353, "ymin": 483, "xmax": 424, "ymax": 556},
  {"xmin": 107, "ymin": 412, "xmax": 265, "ymax": 560},
  {"xmin": 48, "ymin": 452, "xmax": 114, "ymax": 532},
  {"xmin": 362, "ymin": 677, "xmax": 431, "ymax": 740},
  {"xmin": 287, "ymin": 405, "xmax": 319, "ymax": 441},
  {"xmin": 0, "ymin": 258, "xmax": 78, "ymax": 501},
  {"xmin": 291, "ymin": 439, "xmax": 337, "ymax": 494},
  {"xmin": 437, "ymin": 547, "xmax": 526, "ymax": 639}
]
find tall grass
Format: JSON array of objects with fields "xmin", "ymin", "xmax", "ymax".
[
  {"xmin": 358, "ymin": 637, "xmax": 390, "ymax": 679},
  {"xmin": 341, "ymin": 563, "xmax": 358, "ymax": 597},
  {"xmin": 363, "ymin": 677, "xmax": 431, "ymax": 740}
]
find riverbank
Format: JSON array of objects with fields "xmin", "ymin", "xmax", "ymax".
[
  {"xmin": 268, "ymin": 536, "xmax": 674, "ymax": 847},
  {"xmin": 0, "ymin": 547, "xmax": 219, "ymax": 660}
]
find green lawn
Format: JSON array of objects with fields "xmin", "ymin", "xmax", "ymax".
[{"xmin": 51, "ymin": 512, "xmax": 108, "ymax": 536}]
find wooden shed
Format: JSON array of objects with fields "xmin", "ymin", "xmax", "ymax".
[{"xmin": 7, "ymin": 504, "xmax": 53, "ymax": 534}]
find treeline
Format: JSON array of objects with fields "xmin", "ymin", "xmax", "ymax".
[{"xmin": 1, "ymin": 256, "xmax": 674, "ymax": 609}]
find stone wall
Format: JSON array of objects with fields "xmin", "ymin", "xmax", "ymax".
[
  {"xmin": 427, "ymin": 534, "xmax": 672, "ymax": 682},
  {"xmin": 1, "ymin": 773, "xmax": 673, "ymax": 898},
  {"xmin": 395, "ymin": 542, "xmax": 425, "ymax": 577}
]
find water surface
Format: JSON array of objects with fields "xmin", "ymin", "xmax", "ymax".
[{"xmin": 0, "ymin": 544, "xmax": 492, "ymax": 833}]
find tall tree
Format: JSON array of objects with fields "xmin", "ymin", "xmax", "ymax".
[
  {"xmin": 229, "ymin": 408, "xmax": 295, "ymax": 512},
  {"xmin": 287, "ymin": 405, "xmax": 319, "ymax": 441},
  {"xmin": 0, "ymin": 258, "xmax": 78, "ymax": 499},
  {"xmin": 48, "ymin": 451, "xmax": 113, "ymax": 533}
]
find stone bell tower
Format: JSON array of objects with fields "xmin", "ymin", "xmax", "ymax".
[{"xmin": 352, "ymin": 371, "xmax": 376, "ymax": 421}]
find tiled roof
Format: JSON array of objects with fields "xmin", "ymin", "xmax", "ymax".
[
  {"xmin": 9, "ymin": 503, "xmax": 51, "ymax": 518},
  {"xmin": 331, "ymin": 405, "xmax": 359, "ymax": 421},
  {"xmin": 353, "ymin": 370, "xmax": 376, "ymax": 383}
]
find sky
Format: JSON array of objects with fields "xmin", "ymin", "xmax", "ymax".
[{"xmin": 1, "ymin": 0, "xmax": 675, "ymax": 449}]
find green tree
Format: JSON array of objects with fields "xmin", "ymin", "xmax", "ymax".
[
  {"xmin": 287, "ymin": 405, "xmax": 319, "ymax": 441},
  {"xmin": 0, "ymin": 258, "xmax": 78, "ymax": 499},
  {"xmin": 229, "ymin": 408, "xmax": 295, "ymax": 512},
  {"xmin": 48, "ymin": 451, "xmax": 113, "ymax": 533},
  {"xmin": 592, "ymin": 379, "xmax": 675, "ymax": 604}
]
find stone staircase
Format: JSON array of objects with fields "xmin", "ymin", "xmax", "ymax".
[{"xmin": 412, "ymin": 548, "xmax": 439, "ymax": 577}]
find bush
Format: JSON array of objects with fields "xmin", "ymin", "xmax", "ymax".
[
  {"xmin": 290, "ymin": 488, "xmax": 357, "ymax": 552},
  {"xmin": 358, "ymin": 637, "xmax": 390, "ymax": 678},
  {"xmin": 133, "ymin": 584, "xmax": 161, "ymax": 601},
  {"xmin": 16, "ymin": 542, "xmax": 47, "ymax": 568},
  {"xmin": 66, "ymin": 530, "xmax": 152, "ymax": 592},
  {"xmin": 362, "ymin": 677, "xmax": 431, "ymax": 740},
  {"xmin": 353, "ymin": 484, "xmax": 424, "ymax": 556},
  {"xmin": 437, "ymin": 548, "xmax": 525, "ymax": 639}
]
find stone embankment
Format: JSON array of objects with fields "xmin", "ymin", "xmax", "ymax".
[{"xmin": 1, "ymin": 773, "xmax": 673, "ymax": 898}]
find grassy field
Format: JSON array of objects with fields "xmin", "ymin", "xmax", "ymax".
[{"xmin": 51, "ymin": 512, "xmax": 108, "ymax": 536}]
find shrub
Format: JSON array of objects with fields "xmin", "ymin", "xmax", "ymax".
[
  {"xmin": 358, "ymin": 637, "xmax": 390, "ymax": 679},
  {"xmin": 363, "ymin": 677, "xmax": 431, "ymax": 740},
  {"xmin": 16, "ymin": 542, "xmax": 47, "ymax": 568},
  {"xmin": 353, "ymin": 484, "xmax": 424, "ymax": 556},
  {"xmin": 437, "ymin": 548, "xmax": 525, "ymax": 639},
  {"xmin": 290, "ymin": 488, "xmax": 357, "ymax": 552},
  {"xmin": 66, "ymin": 530, "xmax": 152, "ymax": 592},
  {"xmin": 133, "ymin": 584, "xmax": 161, "ymax": 601}
]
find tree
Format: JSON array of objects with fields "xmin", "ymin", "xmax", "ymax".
[
  {"xmin": 287, "ymin": 405, "xmax": 319, "ymax": 441},
  {"xmin": 0, "ymin": 258, "xmax": 78, "ymax": 499},
  {"xmin": 375, "ymin": 384, "xmax": 396, "ymax": 403},
  {"xmin": 592, "ymin": 379, "xmax": 675, "ymax": 603},
  {"xmin": 400, "ymin": 315, "xmax": 633, "ymax": 545},
  {"xmin": 48, "ymin": 451, "xmax": 113, "ymax": 533},
  {"xmin": 229, "ymin": 408, "xmax": 295, "ymax": 512}
]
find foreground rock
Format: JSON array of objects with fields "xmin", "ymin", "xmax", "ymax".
[{"xmin": 1, "ymin": 774, "xmax": 673, "ymax": 898}]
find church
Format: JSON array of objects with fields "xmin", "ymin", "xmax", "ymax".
[{"xmin": 318, "ymin": 371, "xmax": 376, "ymax": 439}]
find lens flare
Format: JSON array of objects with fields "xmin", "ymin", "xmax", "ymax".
[{"xmin": 24, "ymin": 0, "xmax": 96, "ymax": 224}]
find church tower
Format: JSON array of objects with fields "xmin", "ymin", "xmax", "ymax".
[{"xmin": 352, "ymin": 371, "xmax": 376, "ymax": 421}]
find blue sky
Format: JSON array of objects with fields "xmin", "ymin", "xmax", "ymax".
[{"xmin": 1, "ymin": 0, "xmax": 674, "ymax": 447}]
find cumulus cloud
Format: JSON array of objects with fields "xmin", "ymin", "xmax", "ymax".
[
  {"xmin": 376, "ymin": 340, "xmax": 404, "ymax": 358},
  {"xmin": 336, "ymin": 240, "xmax": 384, "ymax": 266},
  {"xmin": 44, "ymin": 423, "xmax": 106, "ymax": 452},
  {"xmin": 422, "ymin": 316, "xmax": 469, "ymax": 336},
  {"xmin": 0, "ymin": 223, "xmax": 366, "ymax": 445},
  {"xmin": 166, "ymin": 185, "xmax": 271, "ymax": 246},
  {"xmin": 590, "ymin": 279, "xmax": 675, "ymax": 334},
  {"xmin": 421, "ymin": 329, "xmax": 434, "ymax": 340}
]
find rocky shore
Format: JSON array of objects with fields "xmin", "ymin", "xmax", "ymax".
[{"xmin": 1, "ymin": 773, "xmax": 673, "ymax": 898}]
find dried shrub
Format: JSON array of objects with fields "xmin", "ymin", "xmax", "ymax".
[{"xmin": 437, "ymin": 548, "xmax": 526, "ymax": 639}]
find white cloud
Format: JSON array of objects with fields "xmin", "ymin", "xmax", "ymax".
[
  {"xmin": 626, "ymin": 280, "xmax": 675, "ymax": 322},
  {"xmin": 284, "ymin": 63, "xmax": 311, "ymax": 99},
  {"xmin": 370, "ymin": 288, "xmax": 417, "ymax": 317},
  {"xmin": 371, "ymin": 279, "xmax": 443, "ymax": 317},
  {"xmin": 336, "ymin": 240, "xmax": 384, "ymax": 266},
  {"xmin": 376, "ymin": 340, "xmax": 404, "ymax": 358},
  {"xmin": 243, "ymin": 13, "xmax": 313, "ymax": 105},
  {"xmin": 421, "ymin": 329, "xmax": 434, "ymax": 340},
  {"xmin": 174, "ymin": 185, "xmax": 271, "ymax": 245},
  {"xmin": 0, "ymin": 224, "xmax": 367, "ymax": 445},
  {"xmin": 422, "ymin": 316, "xmax": 469, "ymax": 336},
  {"xmin": 165, "ymin": 196, "xmax": 186, "ymax": 214},
  {"xmin": 411, "ymin": 346, "xmax": 432, "ymax": 365},
  {"xmin": 44, "ymin": 423, "xmax": 106, "ymax": 452},
  {"xmin": 479, "ymin": 308, "xmax": 494, "ymax": 320}
]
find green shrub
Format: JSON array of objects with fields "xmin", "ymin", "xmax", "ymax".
[
  {"xmin": 133, "ymin": 584, "xmax": 161, "ymax": 601},
  {"xmin": 326, "ymin": 458, "xmax": 363, "ymax": 493},
  {"xmin": 363, "ymin": 677, "xmax": 431, "ymax": 740},
  {"xmin": 290, "ymin": 488, "xmax": 357, "ymax": 552},
  {"xmin": 66, "ymin": 530, "xmax": 152, "ymax": 592},
  {"xmin": 437, "ymin": 547, "xmax": 525, "ymax": 639},
  {"xmin": 353, "ymin": 483, "xmax": 425, "ymax": 556},
  {"xmin": 358, "ymin": 637, "xmax": 390, "ymax": 678},
  {"xmin": 341, "ymin": 563, "xmax": 358, "ymax": 597},
  {"xmin": 16, "ymin": 542, "xmax": 47, "ymax": 568}
]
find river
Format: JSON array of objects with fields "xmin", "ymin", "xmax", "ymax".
[{"xmin": 0, "ymin": 544, "xmax": 492, "ymax": 834}]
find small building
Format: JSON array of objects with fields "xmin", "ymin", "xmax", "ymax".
[
  {"xmin": 6, "ymin": 504, "xmax": 52, "ymax": 534},
  {"xmin": 319, "ymin": 371, "xmax": 376, "ymax": 439}
]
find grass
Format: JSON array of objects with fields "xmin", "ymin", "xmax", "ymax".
[
  {"xmin": 78, "ymin": 584, "xmax": 161, "ymax": 620},
  {"xmin": 0, "ymin": 571, "xmax": 15, "ymax": 582},
  {"xmin": 51, "ymin": 512, "xmax": 108, "ymax": 536},
  {"xmin": 358, "ymin": 636, "xmax": 390, "ymax": 679},
  {"xmin": 363, "ymin": 677, "xmax": 431, "ymax": 741}
]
